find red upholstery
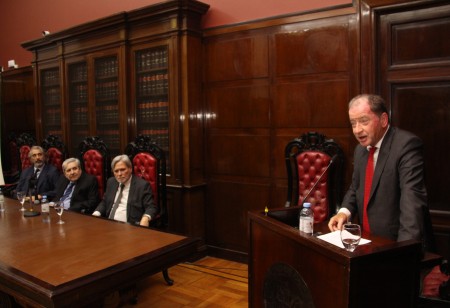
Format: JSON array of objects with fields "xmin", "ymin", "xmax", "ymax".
[
  {"xmin": 285, "ymin": 132, "xmax": 344, "ymax": 223},
  {"xmin": 46, "ymin": 147, "xmax": 64, "ymax": 173},
  {"xmin": 16, "ymin": 133, "xmax": 37, "ymax": 184},
  {"xmin": 79, "ymin": 136, "xmax": 110, "ymax": 199},
  {"xmin": 41, "ymin": 134, "xmax": 67, "ymax": 173},
  {"xmin": 19, "ymin": 145, "xmax": 32, "ymax": 170},
  {"xmin": 125, "ymin": 134, "xmax": 167, "ymax": 228},
  {"xmin": 133, "ymin": 152, "xmax": 159, "ymax": 205},
  {"xmin": 83, "ymin": 149, "xmax": 106, "ymax": 197},
  {"xmin": 296, "ymin": 151, "xmax": 330, "ymax": 223}
]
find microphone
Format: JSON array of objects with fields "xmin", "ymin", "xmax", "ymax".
[{"xmin": 299, "ymin": 154, "xmax": 338, "ymax": 207}]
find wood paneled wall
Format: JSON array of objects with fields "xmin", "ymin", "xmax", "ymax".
[
  {"xmin": 203, "ymin": 7, "xmax": 358, "ymax": 260},
  {"xmin": 361, "ymin": 0, "xmax": 450, "ymax": 258},
  {"xmin": 203, "ymin": 0, "xmax": 450, "ymax": 261}
]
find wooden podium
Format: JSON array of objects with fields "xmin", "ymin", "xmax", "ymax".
[{"xmin": 248, "ymin": 207, "xmax": 422, "ymax": 308}]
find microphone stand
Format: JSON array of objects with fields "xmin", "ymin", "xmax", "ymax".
[
  {"xmin": 24, "ymin": 175, "xmax": 40, "ymax": 217},
  {"xmin": 299, "ymin": 155, "xmax": 337, "ymax": 207}
]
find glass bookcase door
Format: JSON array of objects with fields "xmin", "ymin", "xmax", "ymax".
[
  {"xmin": 67, "ymin": 62, "xmax": 89, "ymax": 155},
  {"xmin": 135, "ymin": 46, "xmax": 170, "ymax": 173},
  {"xmin": 40, "ymin": 68, "xmax": 62, "ymax": 138},
  {"xmin": 94, "ymin": 56, "xmax": 120, "ymax": 156}
]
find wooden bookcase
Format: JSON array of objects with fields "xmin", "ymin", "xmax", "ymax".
[{"xmin": 22, "ymin": 0, "xmax": 209, "ymax": 237}]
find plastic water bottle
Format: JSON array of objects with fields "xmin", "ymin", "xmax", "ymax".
[
  {"xmin": 0, "ymin": 188, "xmax": 4, "ymax": 212},
  {"xmin": 41, "ymin": 195, "xmax": 50, "ymax": 222},
  {"xmin": 299, "ymin": 202, "xmax": 314, "ymax": 235}
]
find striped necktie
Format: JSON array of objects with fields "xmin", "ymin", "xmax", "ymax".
[{"xmin": 61, "ymin": 182, "xmax": 75, "ymax": 202}]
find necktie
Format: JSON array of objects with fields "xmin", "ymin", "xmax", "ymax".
[
  {"xmin": 61, "ymin": 182, "xmax": 75, "ymax": 202},
  {"xmin": 34, "ymin": 168, "xmax": 40, "ymax": 178},
  {"xmin": 363, "ymin": 147, "xmax": 376, "ymax": 234},
  {"xmin": 109, "ymin": 183, "xmax": 125, "ymax": 220}
]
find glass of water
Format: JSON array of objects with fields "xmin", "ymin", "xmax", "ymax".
[
  {"xmin": 54, "ymin": 201, "xmax": 65, "ymax": 224},
  {"xmin": 340, "ymin": 223, "xmax": 361, "ymax": 252}
]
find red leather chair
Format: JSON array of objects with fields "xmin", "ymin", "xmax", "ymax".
[
  {"xmin": 41, "ymin": 134, "xmax": 67, "ymax": 173},
  {"xmin": 16, "ymin": 133, "xmax": 36, "ymax": 172},
  {"xmin": 79, "ymin": 136, "xmax": 111, "ymax": 198},
  {"xmin": 285, "ymin": 132, "xmax": 344, "ymax": 223},
  {"xmin": 125, "ymin": 134, "xmax": 171, "ymax": 285},
  {"xmin": 125, "ymin": 134, "xmax": 167, "ymax": 228}
]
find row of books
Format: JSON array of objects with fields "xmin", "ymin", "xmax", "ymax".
[
  {"xmin": 70, "ymin": 84, "xmax": 88, "ymax": 101},
  {"xmin": 43, "ymin": 88, "xmax": 61, "ymax": 105},
  {"xmin": 69, "ymin": 64, "xmax": 88, "ymax": 82},
  {"xmin": 43, "ymin": 108, "xmax": 61, "ymax": 126},
  {"xmin": 136, "ymin": 48, "xmax": 168, "ymax": 72},
  {"xmin": 95, "ymin": 58, "xmax": 118, "ymax": 79},
  {"xmin": 70, "ymin": 107, "xmax": 89, "ymax": 125},
  {"xmin": 41, "ymin": 69, "xmax": 60, "ymax": 86},
  {"xmin": 96, "ymin": 105, "xmax": 119, "ymax": 124},
  {"xmin": 95, "ymin": 81, "xmax": 119, "ymax": 100},
  {"xmin": 136, "ymin": 101, "xmax": 169, "ymax": 123},
  {"xmin": 137, "ymin": 73, "xmax": 168, "ymax": 97},
  {"xmin": 97, "ymin": 131, "xmax": 121, "ymax": 150}
]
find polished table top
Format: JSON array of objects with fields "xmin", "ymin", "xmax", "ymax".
[{"xmin": 0, "ymin": 197, "xmax": 198, "ymax": 307}]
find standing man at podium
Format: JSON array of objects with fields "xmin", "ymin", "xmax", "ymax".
[{"xmin": 328, "ymin": 94, "xmax": 428, "ymax": 244}]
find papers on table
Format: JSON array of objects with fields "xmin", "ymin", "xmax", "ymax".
[{"xmin": 317, "ymin": 230, "xmax": 371, "ymax": 249}]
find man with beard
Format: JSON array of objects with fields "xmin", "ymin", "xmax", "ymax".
[{"xmin": 16, "ymin": 146, "xmax": 60, "ymax": 201}]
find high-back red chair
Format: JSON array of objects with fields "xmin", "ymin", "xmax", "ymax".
[
  {"xmin": 41, "ymin": 134, "xmax": 67, "ymax": 173},
  {"xmin": 125, "ymin": 134, "xmax": 167, "ymax": 228},
  {"xmin": 79, "ymin": 136, "xmax": 110, "ymax": 198},
  {"xmin": 125, "ymin": 134, "xmax": 171, "ymax": 286},
  {"xmin": 16, "ymin": 133, "xmax": 37, "ymax": 172},
  {"xmin": 285, "ymin": 132, "xmax": 344, "ymax": 223}
]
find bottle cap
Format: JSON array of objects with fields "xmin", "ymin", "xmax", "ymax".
[{"xmin": 303, "ymin": 202, "xmax": 311, "ymax": 208}]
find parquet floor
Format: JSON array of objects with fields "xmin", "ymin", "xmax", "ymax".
[{"xmin": 130, "ymin": 257, "xmax": 248, "ymax": 307}]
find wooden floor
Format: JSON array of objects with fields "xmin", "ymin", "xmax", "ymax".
[{"xmin": 129, "ymin": 257, "xmax": 248, "ymax": 307}]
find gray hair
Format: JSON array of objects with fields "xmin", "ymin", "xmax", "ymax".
[
  {"xmin": 111, "ymin": 154, "xmax": 132, "ymax": 169},
  {"xmin": 28, "ymin": 145, "xmax": 45, "ymax": 158},
  {"xmin": 62, "ymin": 158, "xmax": 81, "ymax": 172}
]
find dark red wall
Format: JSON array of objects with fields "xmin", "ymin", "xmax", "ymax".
[{"xmin": 0, "ymin": 0, "xmax": 350, "ymax": 70}]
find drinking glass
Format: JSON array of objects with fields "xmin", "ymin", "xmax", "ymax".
[
  {"xmin": 16, "ymin": 191, "xmax": 26, "ymax": 212},
  {"xmin": 340, "ymin": 223, "xmax": 361, "ymax": 252},
  {"xmin": 54, "ymin": 201, "xmax": 65, "ymax": 224}
]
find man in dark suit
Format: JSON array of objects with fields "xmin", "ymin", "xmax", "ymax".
[
  {"xmin": 54, "ymin": 158, "xmax": 99, "ymax": 214},
  {"xmin": 92, "ymin": 154, "xmax": 158, "ymax": 227},
  {"xmin": 16, "ymin": 146, "xmax": 60, "ymax": 200},
  {"xmin": 328, "ymin": 94, "xmax": 428, "ymax": 243}
]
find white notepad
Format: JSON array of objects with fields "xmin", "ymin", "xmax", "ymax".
[{"xmin": 317, "ymin": 230, "xmax": 371, "ymax": 249}]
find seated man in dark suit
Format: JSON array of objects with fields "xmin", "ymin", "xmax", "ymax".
[
  {"xmin": 92, "ymin": 154, "xmax": 158, "ymax": 227},
  {"xmin": 16, "ymin": 146, "xmax": 60, "ymax": 200},
  {"xmin": 54, "ymin": 158, "xmax": 99, "ymax": 214}
]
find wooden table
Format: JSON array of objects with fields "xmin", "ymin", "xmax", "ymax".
[
  {"xmin": 0, "ymin": 198, "xmax": 198, "ymax": 307},
  {"xmin": 249, "ymin": 207, "xmax": 423, "ymax": 308}
]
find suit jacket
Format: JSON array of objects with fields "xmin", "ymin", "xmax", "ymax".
[
  {"xmin": 16, "ymin": 164, "xmax": 60, "ymax": 200},
  {"xmin": 95, "ymin": 175, "xmax": 158, "ymax": 225},
  {"xmin": 54, "ymin": 172, "xmax": 99, "ymax": 214},
  {"xmin": 342, "ymin": 126, "xmax": 427, "ymax": 242}
]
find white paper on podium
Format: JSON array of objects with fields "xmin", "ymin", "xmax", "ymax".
[{"xmin": 317, "ymin": 230, "xmax": 371, "ymax": 249}]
